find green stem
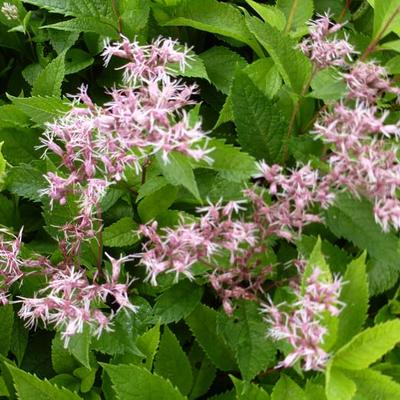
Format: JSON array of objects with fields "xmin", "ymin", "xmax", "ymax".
[{"xmin": 284, "ymin": 0, "xmax": 299, "ymax": 33}]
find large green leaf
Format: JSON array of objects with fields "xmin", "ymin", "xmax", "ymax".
[
  {"xmin": 325, "ymin": 366, "xmax": 356, "ymax": 400},
  {"xmin": 276, "ymin": 0, "xmax": 314, "ymax": 32},
  {"xmin": 32, "ymin": 52, "xmax": 66, "ymax": 98},
  {"xmin": 9, "ymin": 96, "xmax": 71, "ymax": 126},
  {"xmin": 246, "ymin": 16, "xmax": 312, "ymax": 94},
  {"xmin": 0, "ymin": 305, "xmax": 14, "ymax": 356},
  {"xmin": 326, "ymin": 194, "xmax": 400, "ymax": 294},
  {"xmin": 153, "ymin": 279, "xmax": 203, "ymax": 324},
  {"xmin": 372, "ymin": 0, "xmax": 400, "ymax": 39},
  {"xmin": 102, "ymin": 363, "xmax": 186, "ymax": 400},
  {"xmin": 333, "ymin": 320, "xmax": 400, "ymax": 370},
  {"xmin": 164, "ymin": 0, "xmax": 263, "ymax": 56},
  {"xmin": 231, "ymin": 68, "xmax": 287, "ymax": 162},
  {"xmin": 103, "ymin": 217, "xmax": 139, "ymax": 247},
  {"xmin": 271, "ymin": 375, "xmax": 306, "ymax": 400},
  {"xmin": 245, "ymin": 1, "xmax": 286, "ymax": 30},
  {"xmin": 7, "ymin": 364, "xmax": 82, "ymax": 400},
  {"xmin": 156, "ymin": 152, "xmax": 200, "ymax": 201},
  {"xmin": 67, "ymin": 327, "xmax": 91, "ymax": 369},
  {"xmin": 51, "ymin": 333, "xmax": 80, "ymax": 374},
  {"xmin": 22, "ymin": 0, "xmax": 113, "ymax": 18},
  {"xmin": 335, "ymin": 254, "xmax": 369, "ymax": 349},
  {"xmin": 217, "ymin": 301, "xmax": 276, "ymax": 381},
  {"xmin": 200, "ymin": 46, "xmax": 247, "ymax": 94},
  {"xmin": 154, "ymin": 327, "xmax": 193, "ymax": 395},
  {"xmin": 185, "ymin": 304, "xmax": 237, "ymax": 371},
  {"xmin": 231, "ymin": 376, "xmax": 270, "ymax": 400}
]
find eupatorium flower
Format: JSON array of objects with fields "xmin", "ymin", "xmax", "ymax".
[
  {"xmin": 262, "ymin": 268, "xmax": 344, "ymax": 371},
  {"xmin": 298, "ymin": 13, "xmax": 355, "ymax": 69}
]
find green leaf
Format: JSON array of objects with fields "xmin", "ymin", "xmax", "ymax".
[
  {"xmin": 335, "ymin": 254, "xmax": 369, "ymax": 349},
  {"xmin": 0, "ymin": 304, "xmax": 14, "ymax": 356},
  {"xmin": 7, "ymin": 363, "xmax": 82, "ymax": 400},
  {"xmin": 346, "ymin": 368, "xmax": 400, "ymax": 400},
  {"xmin": 246, "ymin": 16, "xmax": 312, "ymax": 94},
  {"xmin": 169, "ymin": 51, "xmax": 209, "ymax": 82},
  {"xmin": 276, "ymin": 0, "xmax": 314, "ymax": 32},
  {"xmin": 22, "ymin": 0, "xmax": 113, "ymax": 18},
  {"xmin": 67, "ymin": 327, "xmax": 91, "ymax": 369},
  {"xmin": 245, "ymin": 1, "xmax": 286, "ymax": 30},
  {"xmin": 48, "ymin": 30, "xmax": 79, "ymax": 54},
  {"xmin": 64, "ymin": 49, "xmax": 94, "ymax": 74},
  {"xmin": 137, "ymin": 176, "xmax": 169, "ymax": 202},
  {"xmin": 136, "ymin": 323, "xmax": 160, "ymax": 370},
  {"xmin": 333, "ymin": 319, "xmax": 400, "ymax": 370},
  {"xmin": 153, "ymin": 279, "xmax": 203, "ymax": 324},
  {"xmin": 231, "ymin": 68, "xmax": 287, "ymax": 162},
  {"xmin": 9, "ymin": 96, "xmax": 71, "ymax": 126},
  {"xmin": 218, "ymin": 301, "xmax": 276, "ymax": 381},
  {"xmin": 0, "ymin": 127, "xmax": 40, "ymax": 164},
  {"xmin": 271, "ymin": 375, "xmax": 306, "ymax": 400},
  {"xmin": 102, "ymin": 363, "xmax": 186, "ymax": 400},
  {"xmin": 154, "ymin": 326, "xmax": 193, "ymax": 395},
  {"xmin": 326, "ymin": 194, "xmax": 400, "ymax": 294},
  {"xmin": 0, "ymin": 194, "xmax": 16, "ymax": 228},
  {"xmin": 185, "ymin": 304, "xmax": 237, "ymax": 371},
  {"xmin": 164, "ymin": 0, "xmax": 263, "ymax": 56},
  {"xmin": 10, "ymin": 318, "xmax": 29, "ymax": 366},
  {"xmin": 120, "ymin": 0, "xmax": 150, "ymax": 38},
  {"xmin": 157, "ymin": 152, "xmax": 200, "ymax": 201},
  {"xmin": 325, "ymin": 366, "xmax": 356, "ymax": 400},
  {"xmin": 103, "ymin": 217, "xmax": 139, "ymax": 247},
  {"xmin": 32, "ymin": 52, "xmax": 66, "ymax": 98},
  {"xmin": 44, "ymin": 17, "xmax": 118, "ymax": 38},
  {"xmin": 231, "ymin": 376, "xmax": 270, "ymax": 400},
  {"xmin": 6, "ymin": 163, "xmax": 46, "ymax": 202},
  {"xmin": 310, "ymin": 68, "xmax": 347, "ymax": 102},
  {"xmin": 373, "ymin": 0, "xmax": 400, "ymax": 39},
  {"xmin": 200, "ymin": 46, "xmax": 247, "ymax": 94},
  {"xmin": 52, "ymin": 333, "xmax": 79, "ymax": 374}
]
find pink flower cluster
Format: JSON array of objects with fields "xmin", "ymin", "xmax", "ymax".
[
  {"xmin": 40, "ymin": 36, "xmax": 211, "ymax": 254},
  {"xmin": 18, "ymin": 254, "xmax": 135, "ymax": 345},
  {"xmin": 262, "ymin": 268, "xmax": 343, "ymax": 371},
  {"xmin": 298, "ymin": 13, "xmax": 355, "ymax": 69}
]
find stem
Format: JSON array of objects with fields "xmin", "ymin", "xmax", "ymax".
[
  {"xmin": 284, "ymin": 0, "xmax": 299, "ymax": 34},
  {"xmin": 111, "ymin": 0, "xmax": 122, "ymax": 34},
  {"xmin": 360, "ymin": 6, "xmax": 400, "ymax": 61},
  {"xmin": 281, "ymin": 67, "xmax": 317, "ymax": 163},
  {"xmin": 338, "ymin": 0, "xmax": 351, "ymax": 22},
  {"xmin": 141, "ymin": 158, "xmax": 151, "ymax": 185}
]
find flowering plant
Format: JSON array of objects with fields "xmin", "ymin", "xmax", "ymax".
[{"xmin": 0, "ymin": 0, "xmax": 400, "ymax": 399}]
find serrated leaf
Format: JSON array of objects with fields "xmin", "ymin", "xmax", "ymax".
[
  {"xmin": 276, "ymin": 0, "xmax": 314, "ymax": 32},
  {"xmin": 154, "ymin": 326, "xmax": 193, "ymax": 395},
  {"xmin": 346, "ymin": 368, "xmax": 400, "ymax": 400},
  {"xmin": 0, "ymin": 304, "xmax": 14, "ymax": 356},
  {"xmin": 153, "ymin": 279, "xmax": 203, "ymax": 324},
  {"xmin": 137, "ymin": 184, "xmax": 178, "ymax": 222},
  {"xmin": 48, "ymin": 30, "xmax": 79, "ymax": 54},
  {"xmin": 52, "ymin": 333, "xmax": 79, "ymax": 374},
  {"xmin": 246, "ymin": 16, "xmax": 312, "ymax": 94},
  {"xmin": 185, "ymin": 304, "xmax": 237, "ymax": 371},
  {"xmin": 333, "ymin": 320, "xmax": 400, "ymax": 370},
  {"xmin": 245, "ymin": 1, "xmax": 286, "ymax": 30},
  {"xmin": 9, "ymin": 96, "xmax": 71, "ymax": 126},
  {"xmin": 163, "ymin": 0, "xmax": 263, "ymax": 56},
  {"xmin": 372, "ymin": 0, "xmax": 400, "ymax": 39},
  {"xmin": 200, "ymin": 46, "xmax": 247, "ymax": 94},
  {"xmin": 10, "ymin": 318, "xmax": 29, "ymax": 366},
  {"xmin": 326, "ymin": 194, "xmax": 400, "ymax": 294},
  {"xmin": 137, "ymin": 176, "xmax": 169, "ymax": 202},
  {"xmin": 44, "ymin": 17, "xmax": 118, "ymax": 37},
  {"xmin": 22, "ymin": 0, "xmax": 114, "ymax": 18},
  {"xmin": 7, "ymin": 364, "xmax": 82, "ymax": 400},
  {"xmin": 310, "ymin": 68, "xmax": 347, "ymax": 102},
  {"xmin": 102, "ymin": 363, "xmax": 186, "ymax": 400},
  {"xmin": 271, "ymin": 375, "xmax": 306, "ymax": 400},
  {"xmin": 6, "ymin": 164, "xmax": 46, "ymax": 202},
  {"xmin": 231, "ymin": 376, "xmax": 270, "ymax": 400},
  {"xmin": 157, "ymin": 152, "xmax": 200, "ymax": 201},
  {"xmin": 103, "ymin": 217, "xmax": 139, "ymax": 247},
  {"xmin": 136, "ymin": 323, "xmax": 160, "ymax": 370},
  {"xmin": 335, "ymin": 254, "xmax": 369, "ymax": 349},
  {"xmin": 325, "ymin": 366, "xmax": 356, "ymax": 400},
  {"xmin": 231, "ymin": 68, "xmax": 287, "ymax": 162},
  {"xmin": 67, "ymin": 327, "xmax": 91, "ymax": 369},
  {"xmin": 218, "ymin": 301, "xmax": 276, "ymax": 381},
  {"xmin": 32, "ymin": 52, "xmax": 65, "ymax": 97}
]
